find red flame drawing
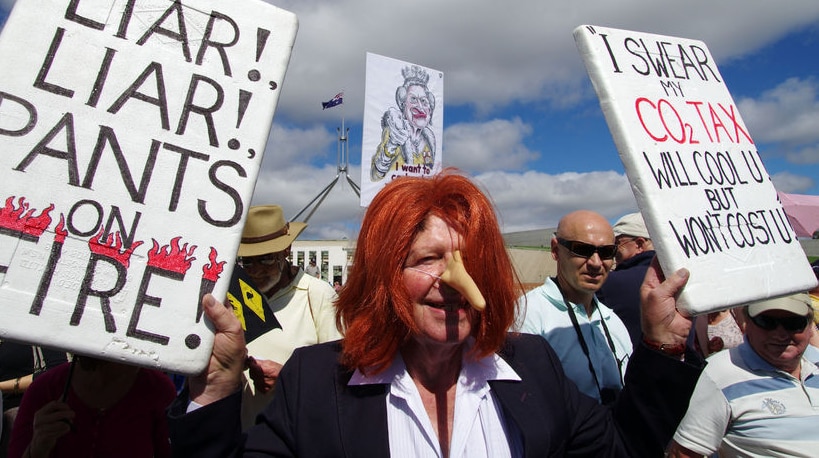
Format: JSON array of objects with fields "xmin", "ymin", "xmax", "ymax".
[
  {"xmin": 88, "ymin": 227, "xmax": 144, "ymax": 268},
  {"xmin": 0, "ymin": 196, "xmax": 54, "ymax": 237},
  {"xmin": 147, "ymin": 236, "xmax": 196, "ymax": 274},
  {"xmin": 54, "ymin": 214, "xmax": 68, "ymax": 244},
  {"xmin": 202, "ymin": 247, "xmax": 225, "ymax": 282}
]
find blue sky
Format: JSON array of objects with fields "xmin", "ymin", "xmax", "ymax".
[{"xmin": 2, "ymin": 0, "xmax": 819, "ymax": 240}]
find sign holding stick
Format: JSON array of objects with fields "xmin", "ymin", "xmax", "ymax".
[
  {"xmin": 574, "ymin": 25, "xmax": 817, "ymax": 315},
  {"xmin": 0, "ymin": 0, "xmax": 297, "ymax": 374}
]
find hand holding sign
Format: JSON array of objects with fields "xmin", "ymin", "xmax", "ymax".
[{"xmin": 188, "ymin": 294, "xmax": 246, "ymax": 407}]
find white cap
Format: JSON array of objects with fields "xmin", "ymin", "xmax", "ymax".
[
  {"xmin": 747, "ymin": 293, "xmax": 812, "ymax": 318},
  {"xmin": 613, "ymin": 212, "xmax": 650, "ymax": 239}
]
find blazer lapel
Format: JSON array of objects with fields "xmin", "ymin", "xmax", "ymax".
[
  {"xmin": 490, "ymin": 379, "xmax": 550, "ymax": 456},
  {"xmin": 491, "ymin": 340, "xmax": 558, "ymax": 457},
  {"xmin": 336, "ymin": 370, "xmax": 391, "ymax": 457}
]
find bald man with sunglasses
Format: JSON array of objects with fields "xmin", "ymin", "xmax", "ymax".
[
  {"xmin": 668, "ymin": 293, "xmax": 819, "ymax": 457},
  {"xmin": 517, "ymin": 210, "xmax": 632, "ymax": 404}
]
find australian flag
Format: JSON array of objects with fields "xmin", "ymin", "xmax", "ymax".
[{"xmin": 322, "ymin": 92, "xmax": 344, "ymax": 110}]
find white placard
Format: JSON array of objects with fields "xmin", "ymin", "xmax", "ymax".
[
  {"xmin": 0, "ymin": 0, "xmax": 297, "ymax": 374},
  {"xmin": 360, "ymin": 53, "xmax": 444, "ymax": 207},
  {"xmin": 574, "ymin": 25, "xmax": 817, "ymax": 315}
]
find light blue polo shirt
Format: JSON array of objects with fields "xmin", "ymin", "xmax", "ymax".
[
  {"xmin": 674, "ymin": 341, "xmax": 819, "ymax": 457},
  {"xmin": 516, "ymin": 277, "xmax": 632, "ymax": 402}
]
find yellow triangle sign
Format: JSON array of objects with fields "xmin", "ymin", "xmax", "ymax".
[
  {"xmin": 240, "ymin": 278, "xmax": 267, "ymax": 321},
  {"xmin": 226, "ymin": 292, "xmax": 246, "ymax": 331}
]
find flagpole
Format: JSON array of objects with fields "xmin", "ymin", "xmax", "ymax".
[{"xmin": 292, "ymin": 92, "xmax": 359, "ymax": 223}]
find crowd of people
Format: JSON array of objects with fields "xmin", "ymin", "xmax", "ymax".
[{"xmin": 2, "ymin": 169, "xmax": 817, "ymax": 457}]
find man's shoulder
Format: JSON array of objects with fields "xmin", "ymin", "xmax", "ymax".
[
  {"xmin": 614, "ymin": 251, "xmax": 655, "ymax": 272},
  {"xmin": 601, "ymin": 262, "xmax": 648, "ymax": 293},
  {"xmin": 297, "ymin": 270, "xmax": 336, "ymax": 293},
  {"xmin": 521, "ymin": 278, "xmax": 561, "ymax": 302},
  {"xmin": 518, "ymin": 282, "xmax": 565, "ymax": 332},
  {"xmin": 701, "ymin": 344, "xmax": 759, "ymax": 386},
  {"xmin": 804, "ymin": 345, "xmax": 819, "ymax": 364}
]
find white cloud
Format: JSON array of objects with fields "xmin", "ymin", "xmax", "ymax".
[
  {"xmin": 738, "ymin": 77, "xmax": 819, "ymax": 147},
  {"xmin": 260, "ymin": 124, "xmax": 337, "ymax": 170},
  {"xmin": 444, "ymin": 118, "xmax": 539, "ymax": 172},
  {"xmin": 3, "ymin": 0, "xmax": 819, "ymax": 238},
  {"xmin": 259, "ymin": 0, "xmax": 819, "ymax": 121},
  {"xmin": 771, "ymin": 171, "xmax": 815, "ymax": 194},
  {"xmin": 250, "ymin": 161, "xmax": 365, "ymax": 239},
  {"xmin": 475, "ymin": 169, "xmax": 635, "ymax": 232},
  {"xmin": 4, "ymin": 0, "xmax": 819, "ymax": 121},
  {"xmin": 785, "ymin": 145, "xmax": 819, "ymax": 165}
]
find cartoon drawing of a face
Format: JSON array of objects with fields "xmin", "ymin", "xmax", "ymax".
[
  {"xmin": 403, "ymin": 84, "xmax": 431, "ymax": 130},
  {"xmin": 370, "ymin": 63, "xmax": 438, "ymax": 182}
]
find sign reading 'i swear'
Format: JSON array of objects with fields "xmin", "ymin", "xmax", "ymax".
[{"xmin": 574, "ymin": 25, "xmax": 816, "ymax": 315}]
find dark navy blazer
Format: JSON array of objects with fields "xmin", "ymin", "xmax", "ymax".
[{"xmin": 169, "ymin": 334, "xmax": 702, "ymax": 457}]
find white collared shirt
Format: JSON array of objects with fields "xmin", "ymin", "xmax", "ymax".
[{"xmin": 348, "ymin": 344, "xmax": 523, "ymax": 458}]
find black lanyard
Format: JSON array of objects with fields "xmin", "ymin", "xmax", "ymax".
[{"xmin": 552, "ymin": 277, "xmax": 624, "ymax": 400}]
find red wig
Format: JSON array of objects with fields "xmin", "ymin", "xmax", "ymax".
[{"xmin": 337, "ymin": 169, "xmax": 520, "ymax": 374}]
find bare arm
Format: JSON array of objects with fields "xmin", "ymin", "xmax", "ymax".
[
  {"xmin": 0, "ymin": 373, "xmax": 33, "ymax": 394},
  {"xmin": 667, "ymin": 440, "xmax": 705, "ymax": 458}
]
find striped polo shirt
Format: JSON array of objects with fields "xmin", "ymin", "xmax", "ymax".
[{"xmin": 673, "ymin": 341, "xmax": 819, "ymax": 457}]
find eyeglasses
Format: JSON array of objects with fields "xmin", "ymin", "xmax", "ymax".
[
  {"xmin": 555, "ymin": 238, "xmax": 617, "ymax": 260},
  {"xmin": 614, "ymin": 236, "xmax": 637, "ymax": 246},
  {"xmin": 238, "ymin": 255, "xmax": 283, "ymax": 268},
  {"xmin": 749, "ymin": 314, "xmax": 810, "ymax": 332}
]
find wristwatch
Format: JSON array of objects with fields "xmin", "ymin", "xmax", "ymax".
[{"xmin": 642, "ymin": 338, "xmax": 686, "ymax": 357}]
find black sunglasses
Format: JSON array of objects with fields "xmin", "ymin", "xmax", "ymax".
[
  {"xmin": 556, "ymin": 238, "xmax": 617, "ymax": 260},
  {"xmin": 238, "ymin": 255, "xmax": 282, "ymax": 267},
  {"xmin": 749, "ymin": 314, "xmax": 810, "ymax": 332}
]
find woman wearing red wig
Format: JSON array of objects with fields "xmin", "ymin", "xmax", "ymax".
[{"xmin": 168, "ymin": 169, "xmax": 704, "ymax": 457}]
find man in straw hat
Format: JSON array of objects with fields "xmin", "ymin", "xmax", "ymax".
[
  {"xmin": 237, "ymin": 205, "xmax": 342, "ymax": 429},
  {"xmin": 669, "ymin": 293, "xmax": 819, "ymax": 457}
]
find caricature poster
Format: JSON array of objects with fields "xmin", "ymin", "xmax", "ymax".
[
  {"xmin": 0, "ymin": 0, "xmax": 297, "ymax": 374},
  {"xmin": 360, "ymin": 53, "xmax": 444, "ymax": 207},
  {"xmin": 574, "ymin": 25, "xmax": 816, "ymax": 315}
]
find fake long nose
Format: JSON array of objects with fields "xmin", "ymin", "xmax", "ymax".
[{"xmin": 440, "ymin": 250, "xmax": 486, "ymax": 311}]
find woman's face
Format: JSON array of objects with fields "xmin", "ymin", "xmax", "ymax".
[{"xmin": 402, "ymin": 215, "xmax": 474, "ymax": 346}]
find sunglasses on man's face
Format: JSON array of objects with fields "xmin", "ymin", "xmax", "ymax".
[
  {"xmin": 749, "ymin": 314, "xmax": 810, "ymax": 332},
  {"xmin": 555, "ymin": 238, "xmax": 617, "ymax": 260},
  {"xmin": 238, "ymin": 255, "xmax": 282, "ymax": 267}
]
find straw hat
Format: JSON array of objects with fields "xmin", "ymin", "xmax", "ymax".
[{"xmin": 238, "ymin": 205, "xmax": 307, "ymax": 257}]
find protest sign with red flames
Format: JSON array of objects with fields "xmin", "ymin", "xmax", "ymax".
[{"xmin": 0, "ymin": 0, "xmax": 297, "ymax": 374}]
